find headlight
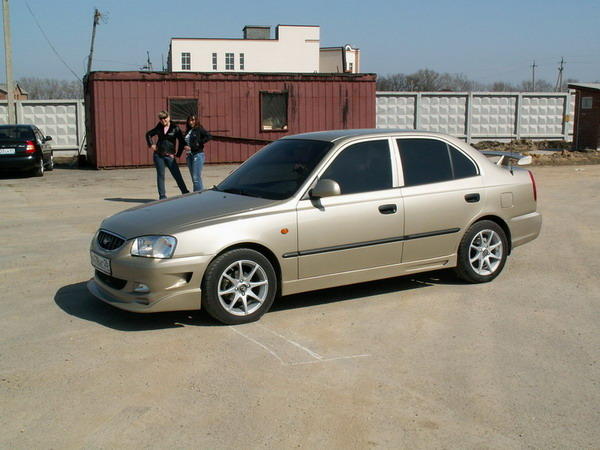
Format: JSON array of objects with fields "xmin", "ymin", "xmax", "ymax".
[{"xmin": 131, "ymin": 236, "xmax": 177, "ymax": 259}]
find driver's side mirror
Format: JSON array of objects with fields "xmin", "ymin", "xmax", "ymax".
[
  {"xmin": 44, "ymin": 136, "xmax": 53, "ymax": 142},
  {"xmin": 309, "ymin": 179, "xmax": 341, "ymax": 199}
]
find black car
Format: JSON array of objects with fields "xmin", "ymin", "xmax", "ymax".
[{"xmin": 0, "ymin": 124, "xmax": 54, "ymax": 176}]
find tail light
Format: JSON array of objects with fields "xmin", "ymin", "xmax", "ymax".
[
  {"xmin": 528, "ymin": 170, "xmax": 537, "ymax": 202},
  {"xmin": 25, "ymin": 141, "xmax": 36, "ymax": 154}
]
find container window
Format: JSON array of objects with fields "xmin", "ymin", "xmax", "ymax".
[
  {"xmin": 168, "ymin": 98, "xmax": 198, "ymax": 122},
  {"xmin": 260, "ymin": 92, "xmax": 288, "ymax": 131},
  {"xmin": 582, "ymin": 97, "xmax": 593, "ymax": 109}
]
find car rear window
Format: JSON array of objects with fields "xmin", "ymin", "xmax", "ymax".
[{"xmin": 0, "ymin": 127, "xmax": 35, "ymax": 141}]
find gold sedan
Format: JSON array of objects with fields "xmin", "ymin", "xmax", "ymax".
[{"xmin": 88, "ymin": 130, "xmax": 541, "ymax": 324}]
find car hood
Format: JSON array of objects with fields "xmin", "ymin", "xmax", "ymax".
[{"xmin": 100, "ymin": 190, "xmax": 277, "ymax": 239}]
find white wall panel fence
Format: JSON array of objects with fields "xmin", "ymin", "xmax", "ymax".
[
  {"xmin": 377, "ymin": 92, "xmax": 575, "ymax": 142},
  {"xmin": 2, "ymin": 95, "xmax": 574, "ymax": 153},
  {"xmin": 0, "ymin": 100, "xmax": 85, "ymax": 152}
]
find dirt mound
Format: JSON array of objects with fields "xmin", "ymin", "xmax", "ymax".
[{"xmin": 472, "ymin": 140, "xmax": 600, "ymax": 166}]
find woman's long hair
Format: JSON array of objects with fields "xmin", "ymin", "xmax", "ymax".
[{"xmin": 186, "ymin": 115, "xmax": 201, "ymax": 131}]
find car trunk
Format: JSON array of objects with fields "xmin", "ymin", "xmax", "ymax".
[{"xmin": 0, "ymin": 127, "xmax": 36, "ymax": 158}]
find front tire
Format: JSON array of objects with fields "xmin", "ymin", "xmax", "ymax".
[
  {"xmin": 455, "ymin": 220, "xmax": 508, "ymax": 283},
  {"xmin": 201, "ymin": 248, "xmax": 277, "ymax": 325}
]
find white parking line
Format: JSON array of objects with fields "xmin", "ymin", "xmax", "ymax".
[{"xmin": 229, "ymin": 324, "xmax": 371, "ymax": 366}]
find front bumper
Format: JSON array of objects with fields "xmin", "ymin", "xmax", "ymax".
[{"xmin": 87, "ymin": 239, "xmax": 213, "ymax": 313}]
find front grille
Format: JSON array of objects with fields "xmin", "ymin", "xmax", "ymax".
[
  {"xmin": 97, "ymin": 230, "xmax": 125, "ymax": 251},
  {"xmin": 95, "ymin": 270, "xmax": 127, "ymax": 290}
]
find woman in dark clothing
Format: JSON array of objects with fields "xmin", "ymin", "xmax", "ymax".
[
  {"xmin": 145, "ymin": 110, "xmax": 189, "ymax": 199},
  {"xmin": 183, "ymin": 115, "xmax": 212, "ymax": 192}
]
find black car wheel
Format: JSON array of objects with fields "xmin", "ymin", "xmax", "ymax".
[
  {"xmin": 455, "ymin": 220, "xmax": 508, "ymax": 283},
  {"xmin": 201, "ymin": 248, "xmax": 277, "ymax": 325},
  {"xmin": 46, "ymin": 153, "xmax": 54, "ymax": 171},
  {"xmin": 33, "ymin": 158, "xmax": 44, "ymax": 177}
]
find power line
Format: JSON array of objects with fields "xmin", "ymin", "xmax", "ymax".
[{"xmin": 24, "ymin": 1, "xmax": 81, "ymax": 81}]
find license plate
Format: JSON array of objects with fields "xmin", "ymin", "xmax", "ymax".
[
  {"xmin": 91, "ymin": 251, "xmax": 111, "ymax": 275},
  {"xmin": 0, "ymin": 148, "xmax": 15, "ymax": 155}
]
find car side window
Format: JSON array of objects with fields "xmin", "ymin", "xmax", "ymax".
[
  {"xmin": 321, "ymin": 140, "xmax": 392, "ymax": 195},
  {"xmin": 397, "ymin": 139, "xmax": 479, "ymax": 186},
  {"xmin": 450, "ymin": 145, "xmax": 479, "ymax": 179},
  {"xmin": 397, "ymin": 138, "xmax": 453, "ymax": 186}
]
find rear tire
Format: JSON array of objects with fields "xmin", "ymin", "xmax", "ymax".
[
  {"xmin": 201, "ymin": 248, "xmax": 277, "ymax": 325},
  {"xmin": 455, "ymin": 220, "xmax": 508, "ymax": 283},
  {"xmin": 46, "ymin": 153, "xmax": 54, "ymax": 171},
  {"xmin": 33, "ymin": 158, "xmax": 44, "ymax": 177}
]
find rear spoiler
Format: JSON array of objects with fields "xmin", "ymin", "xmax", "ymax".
[{"xmin": 481, "ymin": 151, "xmax": 532, "ymax": 167}]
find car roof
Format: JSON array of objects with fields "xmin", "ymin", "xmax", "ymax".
[
  {"xmin": 0, "ymin": 124, "xmax": 35, "ymax": 129},
  {"xmin": 282, "ymin": 128, "xmax": 453, "ymax": 143}
]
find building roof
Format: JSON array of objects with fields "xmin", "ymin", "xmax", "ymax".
[
  {"xmin": 0, "ymin": 83, "xmax": 28, "ymax": 94},
  {"xmin": 568, "ymin": 83, "xmax": 600, "ymax": 92}
]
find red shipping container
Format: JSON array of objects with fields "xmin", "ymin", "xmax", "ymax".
[{"xmin": 85, "ymin": 71, "xmax": 376, "ymax": 168}]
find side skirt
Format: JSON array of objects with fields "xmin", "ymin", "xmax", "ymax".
[{"xmin": 281, "ymin": 254, "xmax": 458, "ymax": 296}]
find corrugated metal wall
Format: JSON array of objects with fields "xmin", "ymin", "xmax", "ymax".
[
  {"xmin": 86, "ymin": 72, "xmax": 376, "ymax": 168},
  {"xmin": 376, "ymin": 92, "xmax": 575, "ymax": 142}
]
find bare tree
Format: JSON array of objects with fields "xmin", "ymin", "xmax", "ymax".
[
  {"xmin": 18, "ymin": 77, "xmax": 83, "ymax": 99},
  {"xmin": 377, "ymin": 70, "xmax": 484, "ymax": 91},
  {"xmin": 377, "ymin": 73, "xmax": 410, "ymax": 91}
]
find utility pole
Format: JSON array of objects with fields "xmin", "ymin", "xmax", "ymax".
[
  {"xmin": 2, "ymin": 0, "xmax": 16, "ymax": 124},
  {"xmin": 555, "ymin": 57, "xmax": 565, "ymax": 92},
  {"xmin": 146, "ymin": 51, "xmax": 153, "ymax": 71},
  {"xmin": 531, "ymin": 60, "xmax": 537, "ymax": 92},
  {"xmin": 86, "ymin": 8, "xmax": 101, "ymax": 77},
  {"xmin": 140, "ymin": 51, "xmax": 153, "ymax": 71}
]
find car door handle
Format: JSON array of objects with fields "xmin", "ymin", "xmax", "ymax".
[
  {"xmin": 378, "ymin": 204, "xmax": 397, "ymax": 214},
  {"xmin": 464, "ymin": 193, "xmax": 480, "ymax": 203}
]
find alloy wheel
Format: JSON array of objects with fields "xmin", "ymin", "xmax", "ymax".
[
  {"xmin": 217, "ymin": 259, "xmax": 269, "ymax": 316},
  {"xmin": 468, "ymin": 229, "xmax": 503, "ymax": 276}
]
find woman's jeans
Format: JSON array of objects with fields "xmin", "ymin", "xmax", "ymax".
[
  {"xmin": 153, "ymin": 152, "xmax": 189, "ymax": 199},
  {"xmin": 187, "ymin": 151, "xmax": 205, "ymax": 192}
]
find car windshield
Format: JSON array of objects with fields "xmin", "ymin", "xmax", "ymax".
[
  {"xmin": 0, "ymin": 126, "xmax": 34, "ymax": 141},
  {"xmin": 216, "ymin": 139, "xmax": 332, "ymax": 200}
]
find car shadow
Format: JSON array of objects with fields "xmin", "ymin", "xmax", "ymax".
[
  {"xmin": 0, "ymin": 170, "xmax": 34, "ymax": 179},
  {"xmin": 104, "ymin": 197, "xmax": 156, "ymax": 204},
  {"xmin": 54, "ymin": 281, "xmax": 217, "ymax": 331},
  {"xmin": 56, "ymin": 271, "xmax": 464, "ymax": 330}
]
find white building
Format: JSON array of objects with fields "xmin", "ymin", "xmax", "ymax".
[
  {"xmin": 168, "ymin": 25, "xmax": 360, "ymax": 74},
  {"xmin": 320, "ymin": 45, "xmax": 361, "ymax": 73}
]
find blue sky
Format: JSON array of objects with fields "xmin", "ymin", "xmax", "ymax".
[{"xmin": 1, "ymin": 0, "xmax": 599, "ymax": 84}]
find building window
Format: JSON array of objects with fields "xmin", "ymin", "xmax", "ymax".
[
  {"xmin": 168, "ymin": 98, "xmax": 198, "ymax": 122},
  {"xmin": 582, "ymin": 97, "xmax": 593, "ymax": 109},
  {"xmin": 239, "ymin": 53, "xmax": 245, "ymax": 70},
  {"xmin": 212, "ymin": 52, "xmax": 217, "ymax": 70},
  {"xmin": 181, "ymin": 52, "xmax": 191, "ymax": 70},
  {"xmin": 225, "ymin": 53, "xmax": 234, "ymax": 70},
  {"xmin": 348, "ymin": 62, "xmax": 353, "ymax": 72},
  {"xmin": 260, "ymin": 92, "xmax": 288, "ymax": 131}
]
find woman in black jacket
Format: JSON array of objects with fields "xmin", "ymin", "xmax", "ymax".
[
  {"xmin": 183, "ymin": 115, "xmax": 212, "ymax": 191},
  {"xmin": 145, "ymin": 110, "xmax": 189, "ymax": 199}
]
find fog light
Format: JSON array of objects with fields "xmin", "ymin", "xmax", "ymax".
[{"xmin": 132, "ymin": 282, "xmax": 150, "ymax": 293}]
